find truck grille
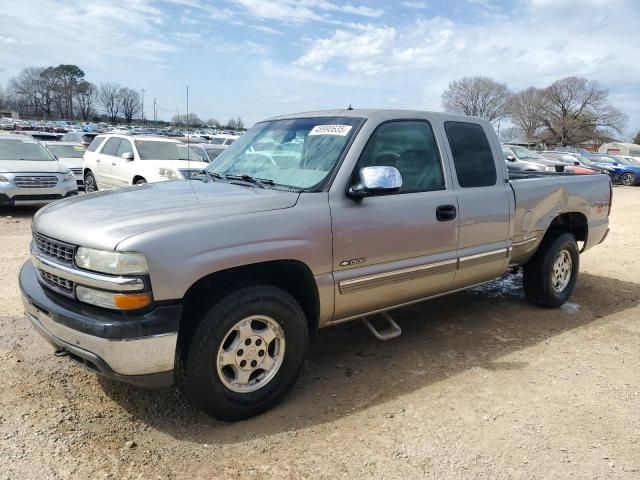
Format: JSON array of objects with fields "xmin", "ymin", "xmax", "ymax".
[
  {"xmin": 39, "ymin": 269, "xmax": 74, "ymax": 293},
  {"xmin": 70, "ymin": 168, "xmax": 82, "ymax": 175},
  {"xmin": 14, "ymin": 175, "xmax": 58, "ymax": 188},
  {"xmin": 33, "ymin": 232, "xmax": 76, "ymax": 263}
]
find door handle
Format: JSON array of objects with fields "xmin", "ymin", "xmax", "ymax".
[
  {"xmin": 436, "ymin": 204, "xmax": 457, "ymax": 221},
  {"xmin": 112, "ymin": 162, "xmax": 117, "ymax": 166},
  {"xmin": 96, "ymin": 159, "xmax": 101, "ymax": 163}
]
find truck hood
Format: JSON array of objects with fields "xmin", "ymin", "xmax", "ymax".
[
  {"xmin": 33, "ymin": 180, "xmax": 300, "ymax": 250},
  {"xmin": 0, "ymin": 160, "xmax": 70, "ymax": 174}
]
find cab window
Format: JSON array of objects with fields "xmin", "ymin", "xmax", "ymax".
[{"xmin": 355, "ymin": 120, "xmax": 445, "ymax": 193}]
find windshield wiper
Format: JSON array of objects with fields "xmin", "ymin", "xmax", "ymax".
[{"xmin": 224, "ymin": 174, "xmax": 274, "ymax": 189}]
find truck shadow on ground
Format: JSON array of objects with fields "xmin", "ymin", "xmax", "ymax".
[{"xmin": 99, "ymin": 271, "xmax": 640, "ymax": 444}]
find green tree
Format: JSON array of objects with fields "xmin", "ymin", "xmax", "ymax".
[{"xmin": 633, "ymin": 131, "xmax": 640, "ymax": 145}]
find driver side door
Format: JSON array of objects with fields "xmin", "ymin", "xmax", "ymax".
[{"xmin": 330, "ymin": 120, "xmax": 459, "ymax": 320}]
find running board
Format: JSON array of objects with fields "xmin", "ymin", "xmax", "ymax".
[{"xmin": 362, "ymin": 312, "xmax": 402, "ymax": 341}]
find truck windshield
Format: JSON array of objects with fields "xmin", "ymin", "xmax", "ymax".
[
  {"xmin": 0, "ymin": 139, "xmax": 55, "ymax": 161},
  {"xmin": 134, "ymin": 140, "xmax": 202, "ymax": 161},
  {"xmin": 206, "ymin": 117, "xmax": 363, "ymax": 190}
]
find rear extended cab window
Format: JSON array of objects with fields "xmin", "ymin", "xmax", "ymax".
[{"xmin": 445, "ymin": 121, "xmax": 497, "ymax": 187}]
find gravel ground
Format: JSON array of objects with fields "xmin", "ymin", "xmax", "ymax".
[{"xmin": 1, "ymin": 187, "xmax": 639, "ymax": 479}]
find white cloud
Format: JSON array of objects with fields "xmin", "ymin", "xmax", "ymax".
[
  {"xmin": 401, "ymin": 1, "xmax": 428, "ymax": 8},
  {"xmin": 295, "ymin": 25, "xmax": 396, "ymax": 74},
  {"xmin": 232, "ymin": 0, "xmax": 383, "ymax": 23}
]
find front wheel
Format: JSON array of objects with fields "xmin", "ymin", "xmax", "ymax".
[
  {"xmin": 84, "ymin": 171, "xmax": 98, "ymax": 192},
  {"xmin": 135, "ymin": 178, "xmax": 147, "ymax": 185},
  {"xmin": 621, "ymin": 172, "xmax": 636, "ymax": 186},
  {"xmin": 181, "ymin": 285, "xmax": 308, "ymax": 421},
  {"xmin": 523, "ymin": 232, "xmax": 579, "ymax": 308}
]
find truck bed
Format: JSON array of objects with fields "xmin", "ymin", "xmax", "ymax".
[{"xmin": 508, "ymin": 172, "xmax": 611, "ymax": 265}]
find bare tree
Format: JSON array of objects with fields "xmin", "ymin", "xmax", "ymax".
[
  {"xmin": 507, "ymin": 87, "xmax": 547, "ymax": 139},
  {"xmin": 442, "ymin": 76, "xmax": 511, "ymax": 124},
  {"xmin": 119, "ymin": 87, "xmax": 142, "ymax": 124},
  {"xmin": 8, "ymin": 67, "xmax": 52, "ymax": 118},
  {"xmin": 206, "ymin": 118, "xmax": 220, "ymax": 128},
  {"xmin": 539, "ymin": 76, "xmax": 627, "ymax": 146},
  {"xmin": 76, "ymin": 81, "xmax": 96, "ymax": 121},
  {"xmin": 499, "ymin": 126, "xmax": 524, "ymax": 143},
  {"xmin": 98, "ymin": 82, "xmax": 121, "ymax": 124},
  {"xmin": 171, "ymin": 113, "xmax": 202, "ymax": 126}
]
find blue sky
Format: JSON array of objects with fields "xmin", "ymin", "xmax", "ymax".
[{"xmin": 0, "ymin": 0, "xmax": 638, "ymax": 136}]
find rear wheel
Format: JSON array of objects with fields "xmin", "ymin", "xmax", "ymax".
[
  {"xmin": 181, "ymin": 285, "xmax": 308, "ymax": 421},
  {"xmin": 621, "ymin": 172, "xmax": 636, "ymax": 186},
  {"xmin": 84, "ymin": 171, "xmax": 97, "ymax": 192},
  {"xmin": 523, "ymin": 232, "xmax": 579, "ymax": 308},
  {"xmin": 135, "ymin": 178, "xmax": 147, "ymax": 185}
]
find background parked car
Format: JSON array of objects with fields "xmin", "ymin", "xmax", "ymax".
[
  {"xmin": 60, "ymin": 132, "xmax": 99, "ymax": 149},
  {"xmin": 0, "ymin": 134, "xmax": 77, "ymax": 206},
  {"xmin": 42, "ymin": 141, "xmax": 86, "ymax": 189},
  {"xmin": 582, "ymin": 153, "xmax": 640, "ymax": 186},
  {"xmin": 540, "ymin": 152, "xmax": 597, "ymax": 174},
  {"xmin": 82, "ymin": 134, "xmax": 208, "ymax": 191},
  {"xmin": 502, "ymin": 144, "xmax": 565, "ymax": 172}
]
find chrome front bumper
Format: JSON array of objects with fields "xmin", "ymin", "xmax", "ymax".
[
  {"xmin": 24, "ymin": 297, "xmax": 177, "ymax": 377},
  {"xmin": 19, "ymin": 261, "xmax": 181, "ymax": 387}
]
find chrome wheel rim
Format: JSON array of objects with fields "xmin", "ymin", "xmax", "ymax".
[
  {"xmin": 622, "ymin": 173, "xmax": 634, "ymax": 186},
  {"xmin": 85, "ymin": 175, "xmax": 95, "ymax": 192},
  {"xmin": 552, "ymin": 250, "xmax": 572, "ymax": 292},
  {"xmin": 216, "ymin": 315, "xmax": 285, "ymax": 393}
]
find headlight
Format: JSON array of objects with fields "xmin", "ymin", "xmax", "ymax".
[
  {"xmin": 76, "ymin": 286, "xmax": 152, "ymax": 310},
  {"xmin": 157, "ymin": 168, "xmax": 178, "ymax": 180},
  {"xmin": 0, "ymin": 174, "xmax": 9, "ymax": 183},
  {"xmin": 63, "ymin": 171, "xmax": 74, "ymax": 181},
  {"xmin": 75, "ymin": 247, "xmax": 148, "ymax": 275}
]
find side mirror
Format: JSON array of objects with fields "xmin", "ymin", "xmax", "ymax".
[
  {"xmin": 348, "ymin": 166, "xmax": 402, "ymax": 199},
  {"xmin": 506, "ymin": 155, "xmax": 516, "ymax": 162},
  {"xmin": 121, "ymin": 152, "xmax": 134, "ymax": 161}
]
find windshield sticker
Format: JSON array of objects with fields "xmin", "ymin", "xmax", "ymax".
[
  {"xmin": 73, "ymin": 146, "xmax": 84, "ymax": 151},
  {"xmin": 309, "ymin": 125, "xmax": 352, "ymax": 136}
]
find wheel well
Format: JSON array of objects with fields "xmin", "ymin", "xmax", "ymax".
[
  {"xmin": 132, "ymin": 175, "xmax": 146, "ymax": 184},
  {"xmin": 83, "ymin": 168, "xmax": 93, "ymax": 177},
  {"xmin": 545, "ymin": 212, "xmax": 588, "ymax": 244},
  {"xmin": 178, "ymin": 260, "xmax": 320, "ymax": 352}
]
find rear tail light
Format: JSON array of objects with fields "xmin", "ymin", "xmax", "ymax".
[{"xmin": 608, "ymin": 180, "xmax": 613, "ymax": 216}]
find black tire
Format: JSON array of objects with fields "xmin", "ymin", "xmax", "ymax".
[
  {"xmin": 621, "ymin": 172, "xmax": 636, "ymax": 186},
  {"xmin": 84, "ymin": 171, "xmax": 97, "ymax": 192},
  {"xmin": 523, "ymin": 232, "xmax": 579, "ymax": 308},
  {"xmin": 181, "ymin": 285, "xmax": 308, "ymax": 421},
  {"xmin": 135, "ymin": 178, "xmax": 147, "ymax": 185}
]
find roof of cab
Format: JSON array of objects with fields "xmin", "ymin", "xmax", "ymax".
[{"xmin": 265, "ymin": 108, "xmax": 489, "ymax": 125}]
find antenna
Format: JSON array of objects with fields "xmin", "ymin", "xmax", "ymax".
[
  {"xmin": 185, "ymin": 84, "xmax": 198, "ymax": 199},
  {"xmin": 347, "ymin": 104, "xmax": 354, "ymax": 111}
]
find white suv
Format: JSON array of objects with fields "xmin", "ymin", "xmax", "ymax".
[{"xmin": 82, "ymin": 134, "xmax": 208, "ymax": 191}]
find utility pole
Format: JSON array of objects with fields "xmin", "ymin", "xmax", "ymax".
[
  {"xmin": 153, "ymin": 97, "xmax": 157, "ymax": 125},
  {"xmin": 141, "ymin": 89, "xmax": 145, "ymax": 125}
]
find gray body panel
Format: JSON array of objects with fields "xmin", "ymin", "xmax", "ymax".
[{"xmin": 31, "ymin": 109, "xmax": 611, "ymax": 330}]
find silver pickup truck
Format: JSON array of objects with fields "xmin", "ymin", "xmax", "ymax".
[{"xmin": 20, "ymin": 109, "xmax": 611, "ymax": 420}]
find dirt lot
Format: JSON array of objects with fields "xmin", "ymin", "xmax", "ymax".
[{"xmin": 1, "ymin": 187, "xmax": 639, "ymax": 480}]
